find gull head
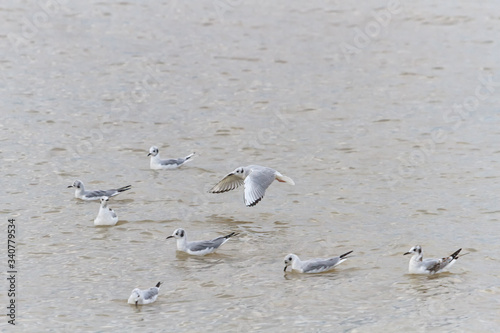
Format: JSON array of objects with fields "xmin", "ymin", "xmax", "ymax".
[
  {"xmin": 232, "ymin": 167, "xmax": 248, "ymax": 179},
  {"xmin": 283, "ymin": 253, "xmax": 298, "ymax": 272},
  {"xmin": 100, "ymin": 196, "xmax": 110, "ymax": 207},
  {"xmin": 404, "ymin": 245, "xmax": 422, "ymax": 256},
  {"xmin": 148, "ymin": 146, "xmax": 159, "ymax": 157},
  {"xmin": 68, "ymin": 180, "xmax": 83, "ymax": 189},
  {"xmin": 128, "ymin": 289, "xmax": 141, "ymax": 306},
  {"xmin": 166, "ymin": 228, "xmax": 185, "ymax": 240}
]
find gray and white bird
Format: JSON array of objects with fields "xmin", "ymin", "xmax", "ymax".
[
  {"xmin": 404, "ymin": 245, "xmax": 462, "ymax": 274},
  {"xmin": 209, "ymin": 165, "xmax": 295, "ymax": 207},
  {"xmin": 94, "ymin": 196, "xmax": 118, "ymax": 226},
  {"xmin": 68, "ymin": 180, "xmax": 131, "ymax": 201},
  {"xmin": 284, "ymin": 251, "xmax": 353, "ymax": 274},
  {"xmin": 127, "ymin": 282, "xmax": 162, "ymax": 306},
  {"xmin": 148, "ymin": 146, "xmax": 195, "ymax": 169},
  {"xmin": 166, "ymin": 228, "xmax": 237, "ymax": 256}
]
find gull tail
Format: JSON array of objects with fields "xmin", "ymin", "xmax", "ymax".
[
  {"xmin": 155, "ymin": 281, "xmax": 162, "ymax": 289},
  {"xmin": 450, "ymin": 248, "xmax": 462, "ymax": 260},
  {"xmin": 340, "ymin": 250, "xmax": 354, "ymax": 259},
  {"xmin": 117, "ymin": 185, "xmax": 132, "ymax": 193},
  {"xmin": 275, "ymin": 173, "xmax": 295, "ymax": 185}
]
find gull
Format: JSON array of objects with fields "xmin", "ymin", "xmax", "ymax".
[
  {"xmin": 68, "ymin": 180, "xmax": 131, "ymax": 201},
  {"xmin": 208, "ymin": 165, "xmax": 295, "ymax": 207},
  {"xmin": 128, "ymin": 282, "xmax": 162, "ymax": 306},
  {"xmin": 166, "ymin": 228, "xmax": 237, "ymax": 255},
  {"xmin": 283, "ymin": 251, "xmax": 353, "ymax": 273},
  {"xmin": 148, "ymin": 146, "xmax": 195, "ymax": 169},
  {"xmin": 94, "ymin": 197, "xmax": 118, "ymax": 226},
  {"xmin": 404, "ymin": 245, "xmax": 462, "ymax": 274}
]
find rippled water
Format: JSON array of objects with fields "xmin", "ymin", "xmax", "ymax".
[{"xmin": 2, "ymin": 1, "xmax": 500, "ymax": 332}]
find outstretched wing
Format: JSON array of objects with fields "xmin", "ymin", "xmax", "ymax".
[
  {"xmin": 244, "ymin": 169, "xmax": 275, "ymax": 206},
  {"xmin": 209, "ymin": 173, "xmax": 244, "ymax": 193}
]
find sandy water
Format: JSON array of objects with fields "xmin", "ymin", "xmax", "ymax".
[{"xmin": 1, "ymin": 1, "xmax": 500, "ymax": 332}]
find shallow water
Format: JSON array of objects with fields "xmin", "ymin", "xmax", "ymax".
[{"xmin": 1, "ymin": 1, "xmax": 500, "ymax": 332}]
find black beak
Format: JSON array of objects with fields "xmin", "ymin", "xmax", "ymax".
[
  {"xmin": 135, "ymin": 301, "xmax": 138, "ymax": 307},
  {"xmin": 283, "ymin": 266, "xmax": 288, "ymax": 272},
  {"xmin": 67, "ymin": 185, "xmax": 73, "ymax": 188},
  {"xmin": 166, "ymin": 235, "xmax": 174, "ymax": 240},
  {"xmin": 147, "ymin": 153, "xmax": 151, "ymax": 156},
  {"xmin": 403, "ymin": 252, "xmax": 411, "ymax": 256}
]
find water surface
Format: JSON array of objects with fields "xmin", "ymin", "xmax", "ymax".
[{"xmin": 1, "ymin": 1, "xmax": 500, "ymax": 332}]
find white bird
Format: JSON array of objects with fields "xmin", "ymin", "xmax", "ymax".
[
  {"xmin": 166, "ymin": 228, "xmax": 237, "ymax": 256},
  {"xmin": 404, "ymin": 245, "xmax": 462, "ymax": 274},
  {"xmin": 68, "ymin": 180, "xmax": 131, "ymax": 201},
  {"xmin": 128, "ymin": 282, "xmax": 162, "ymax": 306},
  {"xmin": 94, "ymin": 196, "xmax": 118, "ymax": 226},
  {"xmin": 209, "ymin": 165, "xmax": 295, "ymax": 207},
  {"xmin": 284, "ymin": 251, "xmax": 353, "ymax": 274},
  {"xmin": 148, "ymin": 146, "xmax": 195, "ymax": 169}
]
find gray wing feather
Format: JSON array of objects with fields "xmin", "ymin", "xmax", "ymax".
[
  {"xmin": 423, "ymin": 257, "xmax": 453, "ymax": 273},
  {"xmin": 160, "ymin": 158, "xmax": 184, "ymax": 166},
  {"xmin": 86, "ymin": 189, "xmax": 117, "ymax": 198},
  {"xmin": 83, "ymin": 185, "xmax": 130, "ymax": 198},
  {"xmin": 142, "ymin": 287, "xmax": 159, "ymax": 301},
  {"xmin": 244, "ymin": 168, "xmax": 275, "ymax": 206},
  {"xmin": 190, "ymin": 233, "xmax": 234, "ymax": 252},
  {"xmin": 190, "ymin": 240, "xmax": 221, "ymax": 252},
  {"xmin": 303, "ymin": 257, "xmax": 341, "ymax": 273},
  {"xmin": 209, "ymin": 173, "xmax": 244, "ymax": 193}
]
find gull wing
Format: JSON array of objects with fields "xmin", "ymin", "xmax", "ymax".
[
  {"xmin": 189, "ymin": 240, "xmax": 220, "ymax": 252},
  {"xmin": 189, "ymin": 233, "xmax": 235, "ymax": 252},
  {"xmin": 423, "ymin": 248, "xmax": 461, "ymax": 273},
  {"xmin": 302, "ymin": 257, "xmax": 343, "ymax": 273},
  {"xmin": 424, "ymin": 256, "xmax": 455, "ymax": 273},
  {"xmin": 142, "ymin": 287, "xmax": 159, "ymax": 301},
  {"xmin": 85, "ymin": 189, "xmax": 117, "ymax": 198},
  {"xmin": 209, "ymin": 173, "xmax": 244, "ymax": 193},
  {"xmin": 159, "ymin": 158, "xmax": 183, "ymax": 166},
  {"xmin": 243, "ymin": 168, "xmax": 275, "ymax": 206}
]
